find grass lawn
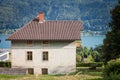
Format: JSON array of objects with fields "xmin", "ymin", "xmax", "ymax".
[{"xmin": 0, "ymin": 67, "xmax": 103, "ymax": 80}]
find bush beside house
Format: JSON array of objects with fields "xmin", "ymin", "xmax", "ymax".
[
  {"xmin": 0, "ymin": 62, "xmax": 11, "ymax": 68},
  {"xmin": 103, "ymin": 58, "xmax": 120, "ymax": 80}
]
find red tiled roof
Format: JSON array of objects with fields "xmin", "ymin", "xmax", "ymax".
[{"xmin": 7, "ymin": 19, "xmax": 83, "ymax": 41}]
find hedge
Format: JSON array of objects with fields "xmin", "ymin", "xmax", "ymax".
[
  {"xmin": 103, "ymin": 58, "xmax": 120, "ymax": 80},
  {"xmin": 76, "ymin": 62, "xmax": 103, "ymax": 67},
  {"xmin": 0, "ymin": 62, "xmax": 11, "ymax": 67}
]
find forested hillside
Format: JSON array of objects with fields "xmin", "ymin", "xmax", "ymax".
[{"xmin": 0, "ymin": 0, "xmax": 118, "ymax": 35}]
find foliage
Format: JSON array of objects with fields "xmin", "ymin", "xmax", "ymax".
[
  {"xmin": 0, "ymin": 62, "xmax": 11, "ymax": 67},
  {"xmin": 76, "ymin": 54, "xmax": 82, "ymax": 62},
  {"xmin": 94, "ymin": 45, "xmax": 103, "ymax": 54},
  {"xmin": 103, "ymin": 1, "xmax": 120, "ymax": 63},
  {"xmin": 104, "ymin": 73, "xmax": 120, "ymax": 80},
  {"xmin": 76, "ymin": 62, "xmax": 103, "ymax": 67},
  {"xmin": 87, "ymin": 78, "xmax": 103, "ymax": 80},
  {"xmin": 76, "ymin": 45, "xmax": 102, "ymax": 62},
  {"xmin": 103, "ymin": 58, "xmax": 120, "ymax": 80},
  {"xmin": 77, "ymin": 47, "xmax": 90, "ymax": 62},
  {"xmin": 86, "ymin": 55, "xmax": 94, "ymax": 62},
  {"xmin": 93, "ymin": 45, "xmax": 103, "ymax": 62}
]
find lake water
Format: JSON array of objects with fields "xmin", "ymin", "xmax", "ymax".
[
  {"xmin": 81, "ymin": 36, "xmax": 105, "ymax": 48},
  {"xmin": 0, "ymin": 35, "xmax": 11, "ymax": 48},
  {"xmin": 0, "ymin": 35, "xmax": 105, "ymax": 49}
]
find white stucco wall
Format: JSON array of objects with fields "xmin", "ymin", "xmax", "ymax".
[{"xmin": 11, "ymin": 41, "xmax": 76, "ymax": 74}]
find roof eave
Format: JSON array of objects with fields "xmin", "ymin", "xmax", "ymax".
[{"xmin": 6, "ymin": 39, "xmax": 81, "ymax": 41}]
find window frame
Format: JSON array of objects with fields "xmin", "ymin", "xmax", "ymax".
[
  {"xmin": 26, "ymin": 40, "xmax": 34, "ymax": 46},
  {"xmin": 28, "ymin": 68, "xmax": 34, "ymax": 74},
  {"xmin": 43, "ymin": 41, "xmax": 48, "ymax": 44},
  {"xmin": 42, "ymin": 68, "xmax": 48, "ymax": 74},
  {"xmin": 26, "ymin": 51, "xmax": 33, "ymax": 61},
  {"xmin": 42, "ymin": 41, "xmax": 49, "ymax": 47},
  {"xmin": 42, "ymin": 51, "xmax": 48, "ymax": 61}
]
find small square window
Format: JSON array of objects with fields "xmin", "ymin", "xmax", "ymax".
[
  {"xmin": 42, "ymin": 68, "xmax": 48, "ymax": 74},
  {"xmin": 42, "ymin": 51, "xmax": 48, "ymax": 61},
  {"xmin": 28, "ymin": 68, "xmax": 34, "ymax": 74}
]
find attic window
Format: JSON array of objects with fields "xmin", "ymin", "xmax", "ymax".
[
  {"xmin": 27, "ymin": 41, "xmax": 34, "ymax": 45},
  {"xmin": 43, "ymin": 41, "xmax": 48, "ymax": 44}
]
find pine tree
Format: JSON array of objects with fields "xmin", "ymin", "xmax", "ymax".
[{"xmin": 103, "ymin": 1, "xmax": 120, "ymax": 64}]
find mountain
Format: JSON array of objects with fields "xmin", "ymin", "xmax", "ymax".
[{"xmin": 0, "ymin": 0, "xmax": 118, "ymax": 35}]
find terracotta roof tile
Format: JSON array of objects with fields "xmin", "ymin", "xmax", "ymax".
[{"xmin": 7, "ymin": 19, "xmax": 83, "ymax": 41}]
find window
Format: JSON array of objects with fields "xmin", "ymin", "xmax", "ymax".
[
  {"xmin": 43, "ymin": 41, "xmax": 48, "ymax": 44},
  {"xmin": 27, "ymin": 40, "xmax": 34, "ymax": 45},
  {"xmin": 27, "ymin": 51, "xmax": 33, "ymax": 60},
  {"xmin": 42, "ymin": 41, "xmax": 49, "ymax": 47},
  {"xmin": 28, "ymin": 68, "xmax": 34, "ymax": 74},
  {"xmin": 42, "ymin": 68, "xmax": 48, "ymax": 74},
  {"xmin": 42, "ymin": 51, "xmax": 48, "ymax": 61}
]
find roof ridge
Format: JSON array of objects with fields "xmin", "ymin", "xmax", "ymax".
[{"xmin": 43, "ymin": 20, "xmax": 82, "ymax": 21}]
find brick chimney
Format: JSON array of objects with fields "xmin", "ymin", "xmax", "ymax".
[{"xmin": 39, "ymin": 12, "xmax": 44, "ymax": 23}]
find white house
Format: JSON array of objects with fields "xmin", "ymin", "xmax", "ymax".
[{"xmin": 7, "ymin": 12, "xmax": 83, "ymax": 74}]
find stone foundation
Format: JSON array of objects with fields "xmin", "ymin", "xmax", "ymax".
[{"xmin": 0, "ymin": 68, "xmax": 27, "ymax": 75}]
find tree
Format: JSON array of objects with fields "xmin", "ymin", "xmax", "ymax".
[
  {"xmin": 103, "ymin": 1, "xmax": 120, "ymax": 64},
  {"xmin": 76, "ymin": 46, "xmax": 102, "ymax": 62},
  {"xmin": 94, "ymin": 45, "xmax": 103, "ymax": 62},
  {"xmin": 94, "ymin": 44, "xmax": 103, "ymax": 54},
  {"xmin": 76, "ymin": 47, "xmax": 85, "ymax": 62},
  {"xmin": 83, "ymin": 47, "xmax": 89, "ymax": 58}
]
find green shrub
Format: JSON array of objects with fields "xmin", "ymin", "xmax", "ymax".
[
  {"xmin": 76, "ymin": 54, "xmax": 82, "ymax": 62},
  {"xmin": 103, "ymin": 58, "xmax": 120, "ymax": 80},
  {"xmin": 87, "ymin": 55, "xmax": 94, "ymax": 62},
  {"xmin": 104, "ymin": 73, "xmax": 120, "ymax": 80},
  {"xmin": 76, "ymin": 62, "xmax": 103, "ymax": 67},
  {"xmin": 0, "ymin": 62, "xmax": 11, "ymax": 67}
]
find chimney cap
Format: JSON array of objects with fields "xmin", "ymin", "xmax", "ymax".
[{"xmin": 39, "ymin": 12, "xmax": 44, "ymax": 14}]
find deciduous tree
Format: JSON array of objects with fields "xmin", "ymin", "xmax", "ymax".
[{"xmin": 103, "ymin": 1, "xmax": 120, "ymax": 64}]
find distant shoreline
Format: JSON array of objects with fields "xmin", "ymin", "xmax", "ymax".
[
  {"xmin": 0, "ymin": 32, "xmax": 106, "ymax": 37},
  {"xmin": 0, "ymin": 34, "xmax": 105, "ymax": 36},
  {"xmin": 0, "ymin": 29, "xmax": 106, "ymax": 36},
  {"xmin": 81, "ymin": 34, "xmax": 105, "ymax": 36},
  {"xmin": 0, "ymin": 35, "xmax": 105, "ymax": 49}
]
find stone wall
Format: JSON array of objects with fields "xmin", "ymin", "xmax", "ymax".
[{"xmin": 0, "ymin": 68, "xmax": 27, "ymax": 75}]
